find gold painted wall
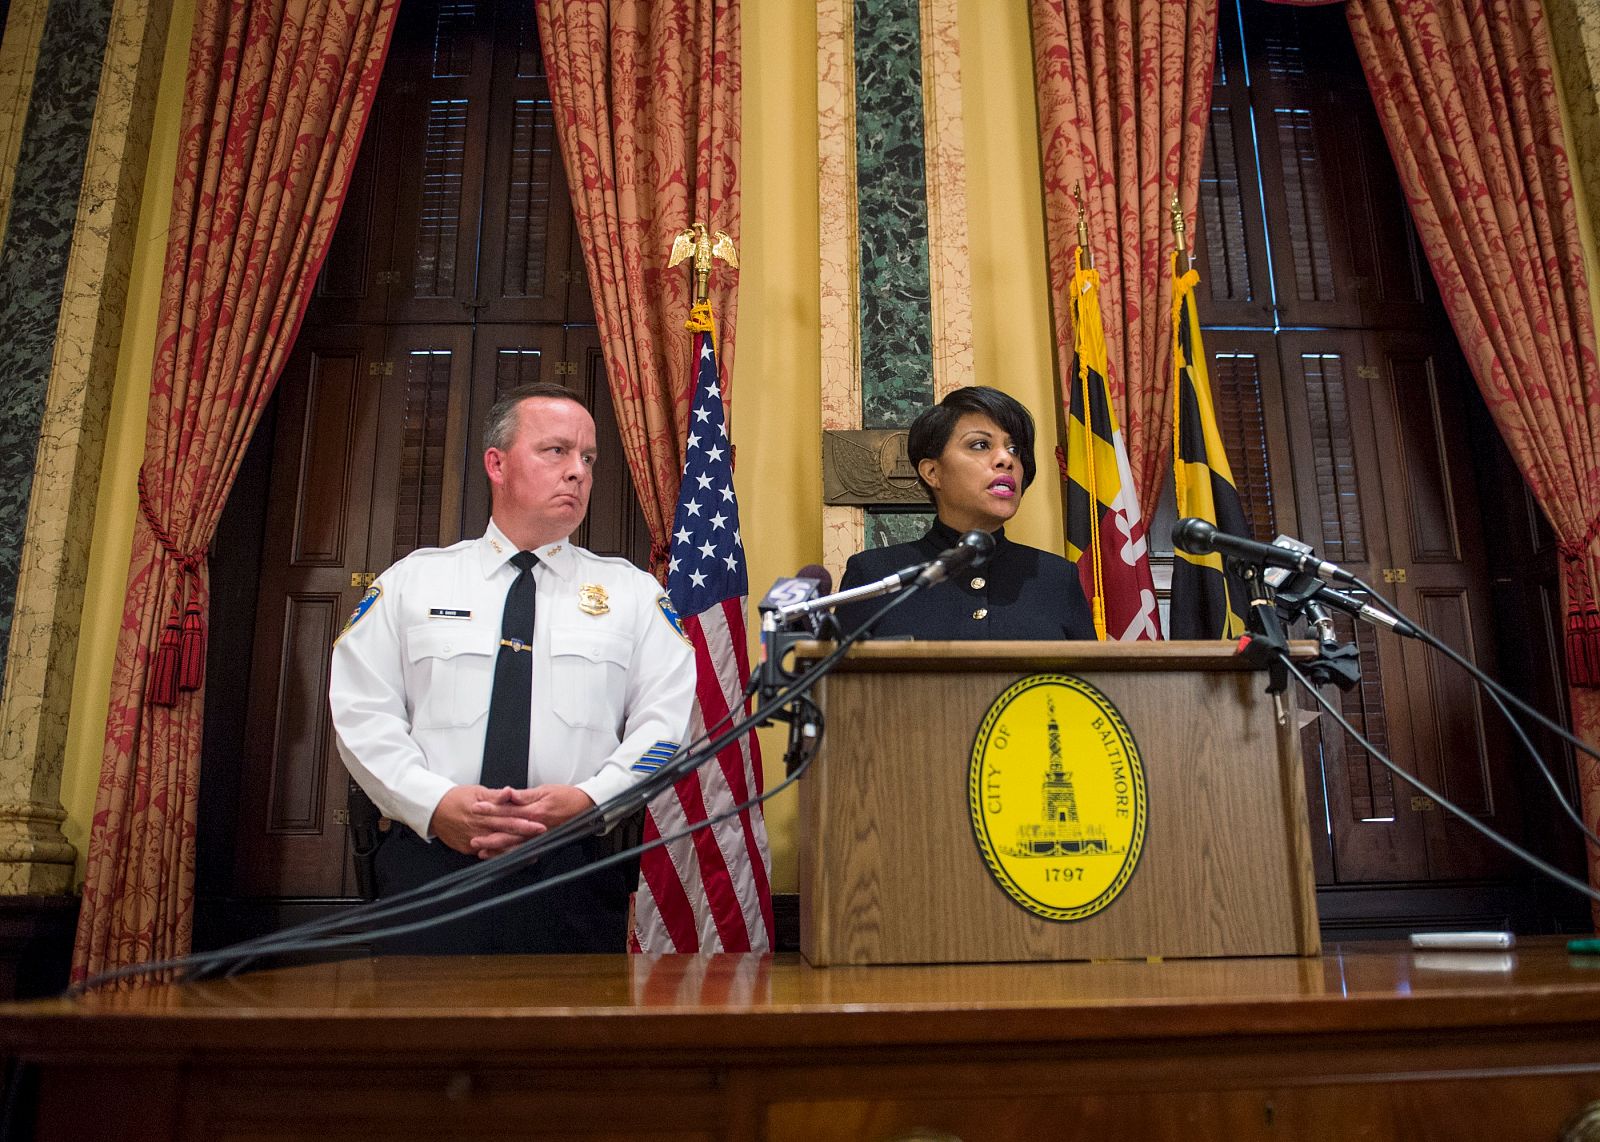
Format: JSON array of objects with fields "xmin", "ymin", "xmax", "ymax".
[
  {"xmin": 49, "ymin": 0, "xmax": 1600, "ymax": 901},
  {"xmin": 57, "ymin": 0, "xmax": 193, "ymax": 883},
  {"xmin": 741, "ymin": 0, "xmax": 1062, "ymax": 891},
  {"xmin": 737, "ymin": 0, "xmax": 820, "ymax": 892}
]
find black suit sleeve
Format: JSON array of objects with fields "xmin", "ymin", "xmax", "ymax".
[{"xmin": 833, "ymin": 552, "xmax": 875, "ymax": 635}]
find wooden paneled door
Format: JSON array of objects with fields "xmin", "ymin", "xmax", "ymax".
[
  {"xmin": 1267, "ymin": 330, "xmax": 1516, "ymax": 887},
  {"xmin": 1170, "ymin": 0, "xmax": 1564, "ymax": 920},
  {"xmin": 215, "ymin": 0, "xmax": 649, "ymax": 909}
]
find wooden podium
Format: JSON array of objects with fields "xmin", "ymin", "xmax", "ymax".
[{"xmin": 798, "ymin": 641, "xmax": 1320, "ymax": 966}]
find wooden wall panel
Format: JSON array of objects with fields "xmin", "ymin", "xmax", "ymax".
[
  {"xmin": 1389, "ymin": 354, "xmax": 1459, "ymax": 562},
  {"xmin": 290, "ymin": 352, "xmax": 360, "ymax": 566},
  {"xmin": 267, "ymin": 595, "xmax": 339, "ymax": 833}
]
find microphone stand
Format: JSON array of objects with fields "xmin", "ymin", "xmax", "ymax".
[
  {"xmin": 1271, "ymin": 573, "xmax": 1361, "ymax": 691},
  {"xmin": 755, "ymin": 565, "xmax": 932, "ymax": 772},
  {"xmin": 1232, "ymin": 560, "xmax": 1291, "ymax": 694},
  {"xmin": 755, "ymin": 563, "xmax": 931, "ymax": 706}
]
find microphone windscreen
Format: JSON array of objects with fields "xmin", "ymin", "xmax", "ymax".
[
  {"xmin": 1171, "ymin": 517, "xmax": 1214, "ymax": 555},
  {"xmin": 796, "ymin": 563, "xmax": 833, "ymax": 594},
  {"xmin": 959, "ymin": 530, "xmax": 997, "ymax": 567}
]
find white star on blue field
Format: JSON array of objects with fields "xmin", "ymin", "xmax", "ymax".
[{"xmin": 667, "ymin": 335, "xmax": 746, "ymax": 614}]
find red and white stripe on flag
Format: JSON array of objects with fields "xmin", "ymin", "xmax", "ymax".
[
  {"xmin": 633, "ymin": 309, "xmax": 774, "ymax": 952},
  {"xmin": 632, "ymin": 598, "xmax": 775, "ymax": 952}
]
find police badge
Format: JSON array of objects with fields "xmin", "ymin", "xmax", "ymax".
[{"xmin": 578, "ymin": 584, "xmax": 610, "ymax": 616}]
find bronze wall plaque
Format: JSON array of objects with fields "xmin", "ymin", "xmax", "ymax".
[{"xmin": 822, "ymin": 429, "xmax": 928, "ymax": 506}]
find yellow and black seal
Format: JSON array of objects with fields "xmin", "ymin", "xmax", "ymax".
[{"xmin": 968, "ymin": 674, "xmax": 1147, "ymax": 922}]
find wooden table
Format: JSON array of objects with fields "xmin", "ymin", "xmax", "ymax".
[{"xmin": 3, "ymin": 939, "xmax": 1600, "ymax": 1140}]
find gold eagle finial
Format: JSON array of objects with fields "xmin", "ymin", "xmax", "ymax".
[{"xmin": 668, "ymin": 222, "xmax": 738, "ymax": 303}]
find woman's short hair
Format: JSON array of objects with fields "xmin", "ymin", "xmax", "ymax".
[{"xmin": 906, "ymin": 386, "xmax": 1037, "ymax": 501}]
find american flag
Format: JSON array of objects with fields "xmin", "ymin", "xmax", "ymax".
[{"xmin": 631, "ymin": 306, "xmax": 775, "ymax": 953}]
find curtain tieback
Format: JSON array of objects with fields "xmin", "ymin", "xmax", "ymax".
[
  {"xmin": 1558, "ymin": 513, "xmax": 1600, "ymax": 689},
  {"xmin": 137, "ymin": 466, "xmax": 207, "ymax": 706}
]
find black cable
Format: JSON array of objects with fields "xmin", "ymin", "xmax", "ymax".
[
  {"xmin": 1352, "ymin": 576, "xmax": 1600, "ymax": 767},
  {"xmin": 75, "ymin": 579, "xmax": 922, "ymax": 992},
  {"xmin": 185, "ymin": 738, "xmax": 835, "ymax": 998},
  {"xmin": 91, "ymin": 627, "xmax": 785, "ymax": 986},
  {"xmin": 188, "ymin": 598, "xmax": 883, "ymax": 974},
  {"xmin": 224, "ymin": 744, "xmax": 825, "ymax": 965},
  {"xmin": 1477, "ymin": 671, "xmax": 1600, "ymax": 851},
  {"xmin": 1337, "ymin": 577, "xmax": 1600, "ymax": 848},
  {"xmin": 1280, "ymin": 652, "xmax": 1600, "ymax": 906}
]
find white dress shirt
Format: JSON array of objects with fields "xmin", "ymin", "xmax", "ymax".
[{"xmin": 329, "ymin": 520, "xmax": 696, "ymax": 839}]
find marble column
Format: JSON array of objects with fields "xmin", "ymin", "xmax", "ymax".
[
  {"xmin": 817, "ymin": 0, "xmax": 973, "ymax": 571},
  {"xmin": 0, "ymin": 0, "xmax": 173, "ymax": 896},
  {"xmin": 1548, "ymin": 0, "xmax": 1600, "ymax": 259}
]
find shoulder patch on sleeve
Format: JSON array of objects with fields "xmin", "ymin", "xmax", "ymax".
[
  {"xmin": 338, "ymin": 583, "xmax": 382, "ymax": 642},
  {"xmin": 656, "ymin": 594, "xmax": 690, "ymax": 644}
]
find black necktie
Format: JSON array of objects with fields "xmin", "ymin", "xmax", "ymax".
[{"xmin": 481, "ymin": 551, "xmax": 539, "ymax": 789}]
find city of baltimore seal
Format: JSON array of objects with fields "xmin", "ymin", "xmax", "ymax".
[{"xmin": 968, "ymin": 674, "xmax": 1147, "ymax": 922}]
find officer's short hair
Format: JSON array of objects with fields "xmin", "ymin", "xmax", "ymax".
[
  {"xmin": 906, "ymin": 386, "xmax": 1038, "ymax": 502},
  {"xmin": 483, "ymin": 383, "xmax": 585, "ymax": 452}
]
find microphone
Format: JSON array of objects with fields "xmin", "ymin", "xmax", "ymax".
[
  {"xmin": 758, "ymin": 569, "xmax": 828, "ymax": 616},
  {"xmin": 797, "ymin": 563, "xmax": 833, "ymax": 594},
  {"xmin": 915, "ymin": 529, "xmax": 996, "ymax": 588},
  {"xmin": 784, "ymin": 564, "xmax": 834, "ymax": 637},
  {"xmin": 1172, "ymin": 518, "xmax": 1359, "ymax": 586},
  {"xmin": 756, "ymin": 566, "xmax": 834, "ymax": 699},
  {"xmin": 1305, "ymin": 583, "xmax": 1419, "ymax": 639}
]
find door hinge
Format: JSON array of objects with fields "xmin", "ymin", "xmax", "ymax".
[
  {"xmin": 350, "ymin": 571, "xmax": 377, "ymax": 588},
  {"xmin": 1382, "ymin": 567, "xmax": 1408, "ymax": 583},
  {"xmin": 367, "ymin": 360, "xmax": 394, "ymax": 377},
  {"xmin": 1410, "ymin": 796, "xmax": 1436, "ymax": 813},
  {"xmin": 1357, "ymin": 365, "xmax": 1380, "ymax": 380},
  {"xmin": 374, "ymin": 270, "xmax": 402, "ymax": 286},
  {"xmin": 334, "ymin": 808, "xmax": 350, "ymax": 825},
  {"xmin": 555, "ymin": 360, "xmax": 577, "ymax": 376}
]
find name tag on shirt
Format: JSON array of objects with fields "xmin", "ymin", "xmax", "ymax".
[{"xmin": 429, "ymin": 608, "xmax": 472, "ymax": 620}]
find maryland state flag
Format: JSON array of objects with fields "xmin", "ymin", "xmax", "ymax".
[
  {"xmin": 1062, "ymin": 247, "xmax": 1161, "ymax": 641},
  {"xmin": 1168, "ymin": 253, "xmax": 1250, "ymax": 639}
]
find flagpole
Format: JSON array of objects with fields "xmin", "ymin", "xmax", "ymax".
[
  {"xmin": 1074, "ymin": 184, "xmax": 1107, "ymax": 639},
  {"xmin": 639, "ymin": 222, "xmax": 774, "ymax": 953},
  {"xmin": 1171, "ymin": 196, "xmax": 1189, "ymax": 527},
  {"xmin": 1167, "ymin": 193, "xmax": 1252, "ymax": 640},
  {"xmin": 1171, "ymin": 193, "xmax": 1191, "ymax": 270}
]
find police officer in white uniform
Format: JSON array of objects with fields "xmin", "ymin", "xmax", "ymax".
[{"xmin": 329, "ymin": 382, "xmax": 695, "ymax": 954}]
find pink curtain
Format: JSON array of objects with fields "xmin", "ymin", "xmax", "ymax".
[
  {"xmin": 536, "ymin": 0, "xmax": 739, "ymax": 574},
  {"xmin": 1347, "ymin": 0, "xmax": 1600, "ymax": 901},
  {"xmin": 1030, "ymin": 0, "xmax": 1219, "ymax": 523},
  {"xmin": 73, "ymin": 0, "xmax": 398, "ymax": 982}
]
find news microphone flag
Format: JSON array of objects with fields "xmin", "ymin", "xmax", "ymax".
[
  {"xmin": 1168, "ymin": 253, "xmax": 1250, "ymax": 640},
  {"xmin": 631, "ymin": 301, "xmax": 775, "ymax": 954},
  {"xmin": 1061, "ymin": 246, "xmax": 1161, "ymax": 641}
]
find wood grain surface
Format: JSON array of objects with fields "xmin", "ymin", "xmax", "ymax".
[
  {"xmin": 6, "ymin": 943, "xmax": 1600, "ymax": 1140},
  {"xmin": 800, "ymin": 645, "xmax": 1320, "ymax": 964}
]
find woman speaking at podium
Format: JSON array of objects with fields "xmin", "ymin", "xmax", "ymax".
[{"xmin": 836, "ymin": 386, "xmax": 1096, "ymax": 641}]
